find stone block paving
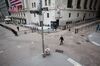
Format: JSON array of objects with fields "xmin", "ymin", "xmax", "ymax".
[
  {"xmin": 9, "ymin": 24, "xmax": 100, "ymax": 66},
  {"xmin": 0, "ymin": 20, "xmax": 100, "ymax": 66}
]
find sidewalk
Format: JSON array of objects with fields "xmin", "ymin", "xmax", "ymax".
[
  {"xmin": 71, "ymin": 20, "xmax": 100, "ymax": 34},
  {"xmin": 1, "ymin": 23, "xmax": 30, "ymax": 31},
  {"xmin": 0, "ymin": 23, "xmax": 32, "ymax": 35}
]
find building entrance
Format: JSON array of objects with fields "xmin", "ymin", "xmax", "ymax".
[{"xmin": 51, "ymin": 19, "xmax": 59, "ymax": 29}]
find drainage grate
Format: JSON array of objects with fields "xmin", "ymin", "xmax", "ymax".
[{"xmin": 55, "ymin": 49, "xmax": 64, "ymax": 53}]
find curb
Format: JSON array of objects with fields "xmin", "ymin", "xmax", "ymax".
[{"xmin": 0, "ymin": 24, "xmax": 18, "ymax": 36}]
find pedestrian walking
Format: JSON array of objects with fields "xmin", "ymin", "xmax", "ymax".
[
  {"xmin": 59, "ymin": 36, "xmax": 64, "ymax": 45},
  {"xmin": 17, "ymin": 26, "xmax": 19, "ymax": 31}
]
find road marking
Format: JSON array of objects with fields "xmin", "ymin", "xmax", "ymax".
[
  {"xmin": 0, "ymin": 50, "xmax": 4, "ymax": 54},
  {"xmin": 67, "ymin": 58, "xmax": 82, "ymax": 66}
]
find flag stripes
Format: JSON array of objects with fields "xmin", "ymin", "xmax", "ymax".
[{"xmin": 9, "ymin": 0, "xmax": 22, "ymax": 13}]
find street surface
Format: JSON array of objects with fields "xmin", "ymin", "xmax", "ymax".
[{"xmin": 0, "ymin": 24, "xmax": 100, "ymax": 66}]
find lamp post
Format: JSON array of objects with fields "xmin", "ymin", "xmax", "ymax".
[
  {"xmin": 39, "ymin": 0, "xmax": 45, "ymax": 55},
  {"xmin": 39, "ymin": 0, "xmax": 49, "ymax": 57}
]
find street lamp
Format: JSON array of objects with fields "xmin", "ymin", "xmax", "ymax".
[
  {"xmin": 39, "ymin": 0, "xmax": 49, "ymax": 57},
  {"xmin": 39, "ymin": 0, "xmax": 45, "ymax": 56}
]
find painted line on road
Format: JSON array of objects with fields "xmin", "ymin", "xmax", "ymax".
[
  {"xmin": 0, "ymin": 50, "xmax": 4, "ymax": 54},
  {"xmin": 67, "ymin": 58, "xmax": 82, "ymax": 66}
]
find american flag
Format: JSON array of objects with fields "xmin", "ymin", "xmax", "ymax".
[{"xmin": 9, "ymin": 0, "xmax": 22, "ymax": 13}]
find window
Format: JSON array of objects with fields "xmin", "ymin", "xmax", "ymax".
[
  {"xmin": 69, "ymin": 13, "xmax": 71, "ymax": 18},
  {"xmin": 93, "ymin": 0, "xmax": 97, "ymax": 10},
  {"xmin": 67, "ymin": 0, "xmax": 73, "ymax": 8},
  {"xmin": 89, "ymin": 0, "xmax": 93, "ymax": 10},
  {"xmin": 24, "ymin": 13, "xmax": 25, "ymax": 16},
  {"xmin": 77, "ymin": 13, "xmax": 79, "ymax": 17},
  {"xmin": 84, "ymin": 0, "xmax": 88, "ymax": 9},
  {"xmin": 47, "ymin": 13, "xmax": 49, "ymax": 18},
  {"xmin": 45, "ymin": 0, "xmax": 47, "ymax": 6},
  {"xmin": 83, "ymin": 13, "xmax": 86, "ymax": 20},
  {"xmin": 32, "ymin": 2, "xmax": 36, "ymax": 8},
  {"xmin": 77, "ymin": 0, "xmax": 81, "ymax": 9},
  {"xmin": 48, "ymin": 0, "xmax": 51, "ymax": 6},
  {"xmin": 32, "ymin": 3, "xmax": 34, "ymax": 8},
  {"xmin": 34, "ymin": 2, "xmax": 36, "ymax": 7}
]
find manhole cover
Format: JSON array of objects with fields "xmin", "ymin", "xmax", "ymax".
[{"xmin": 76, "ymin": 42, "xmax": 81, "ymax": 45}]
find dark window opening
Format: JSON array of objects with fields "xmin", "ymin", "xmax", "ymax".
[
  {"xmin": 67, "ymin": 0, "xmax": 73, "ymax": 8},
  {"xmin": 69, "ymin": 13, "xmax": 71, "ymax": 18},
  {"xmin": 32, "ymin": 2, "xmax": 36, "ymax": 8},
  {"xmin": 83, "ymin": 13, "xmax": 86, "ymax": 20},
  {"xmin": 5, "ymin": 0, "xmax": 9, "ymax": 8},
  {"xmin": 84, "ymin": 0, "xmax": 88, "ymax": 9},
  {"xmin": 34, "ymin": 2, "xmax": 36, "ymax": 7},
  {"xmin": 45, "ymin": 0, "xmax": 47, "ymax": 6},
  {"xmin": 89, "ymin": 0, "xmax": 93, "ymax": 10},
  {"xmin": 93, "ymin": 0, "xmax": 97, "ymax": 10},
  {"xmin": 47, "ymin": 13, "xmax": 49, "ymax": 18},
  {"xmin": 77, "ymin": 0, "xmax": 81, "ymax": 9},
  {"xmin": 77, "ymin": 13, "xmax": 79, "ymax": 17}
]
